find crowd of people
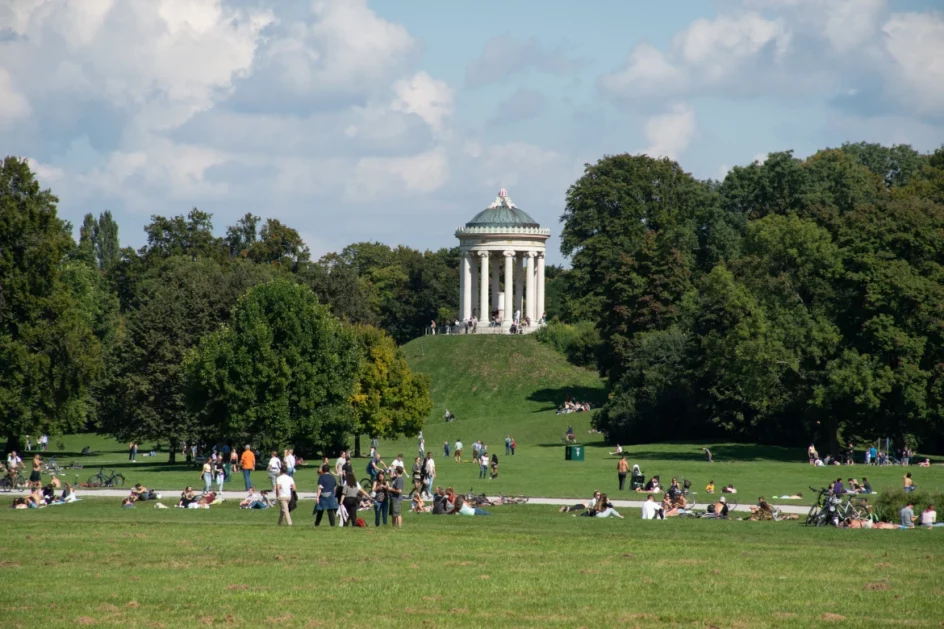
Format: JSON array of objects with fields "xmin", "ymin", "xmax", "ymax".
[{"xmin": 556, "ymin": 399, "xmax": 592, "ymax": 414}]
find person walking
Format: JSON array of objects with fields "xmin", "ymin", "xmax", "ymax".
[
  {"xmin": 424, "ymin": 453, "xmax": 436, "ymax": 497},
  {"xmin": 200, "ymin": 458, "xmax": 213, "ymax": 493},
  {"xmin": 505, "ymin": 435, "xmax": 512, "ymax": 456},
  {"xmin": 410, "ymin": 456, "xmax": 422, "ymax": 498},
  {"xmin": 372, "ymin": 471, "xmax": 390, "ymax": 527},
  {"xmin": 240, "ymin": 445, "xmax": 256, "ymax": 491},
  {"xmin": 128, "ymin": 442, "xmax": 135, "ymax": 462},
  {"xmin": 510, "ymin": 437, "xmax": 516, "ymax": 456},
  {"xmin": 284, "ymin": 449, "xmax": 296, "ymax": 478},
  {"xmin": 314, "ymin": 464, "xmax": 339, "ymax": 527},
  {"xmin": 25, "ymin": 436, "xmax": 32, "ymax": 452},
  {"xmin": 443, "ymin": 441, "xmax": 450, "ymax": 458},
  {"xmin": 214, "ymin": 456, "xmax": 226, "ymax": 494},
  {"xmin": 340, "ymin": 473, "xmax": 369, "ymax": 527},
  {"xmin": 389, "ymin": 466, "xmax": 404, "ymax": 528},
  {"xmin": 617, "ymin": 454, "xmax": 629, "ymax": 491},
  {"xmin": 267, "ymin": 451, "xmax": 281, "ymax": 491},
  {"xmin": 275, "ymin": 465, "xmax": 295, "ymax": 526},
  {"xmin": 454, "ymin": 439, "xmax": 463, "ymax": 463},
  {"xmin": 490, "ymin": 453, "xmax": 499, "ymax": 479}
]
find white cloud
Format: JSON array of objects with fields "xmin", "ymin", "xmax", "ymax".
[
  {"xmin": 640, "ymin": 104, "xmax": 696, "ymax": 160},
  {"xmin": 0, "ymin": 68, "xmax": 30, "ymax": 124},
  {"xmin": 348, "ymin": 149, "xmax": 450, "ymax": 202},
  {"xmin": 881, "ymin": 12, "xmax": 944, "ymax": 116},
  {"xmin": 390, "ymin": 71, "xmax": 454, "ymax": 132},
  {"xmin": 25, "ymin": 158, "xmax": 64, "ymax": 183}
]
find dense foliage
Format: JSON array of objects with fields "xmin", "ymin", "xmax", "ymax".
[{"xmin": 576, "ymin": 145, "xmax": 944, "ymax": 453}]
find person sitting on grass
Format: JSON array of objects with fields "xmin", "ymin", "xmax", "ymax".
[
  {"xmin": 432, "ymin": 487, "xmax": 448, "ymax": 515},
  {"xmin": 707, "ymin": 496, "xmax": 729, "ymax": 519},
  {"xmin": 641, "ymin": 494, "xmax": 664, "ymax": 520},
  {"xmin": 593, "ymin": 493, "xmax": 624, "ymax": 519},
  {"xmin": 662, "ymin": 492, "xmax": 687, "ymax": 517},
  {"xmin": 722, "ymin": 484, "xmax": 737, "ymax": 494},
  {"xmin": 61, "ymin": 483, "xmax": 77, "ymax": 503},
  {"xmin": 900, "ymin": 501, "xmax": 917, "ymax": 528},
  {"xmin": 860, "ymin": 478, "xmax": 873, "ymax": 494},
  {"xmin": 178, "ymin": 487, "xmax": 198, "ymax": 508},
  {"xmin": 903, "ymin": 472, "xmax": 916, "ymax": 492},
  {"xmin": 705, "ymin": 480, "xmax": 715, "ymax": 494},
  {"xmin": 846, "ymin": 478, "xmax": 860, "ymax": 494},
  {"xmin": 920, "ymin": 504, "xmax": 937, "ymax": 528},
  {"xmin": 412, "ymin": 493, "xmax": 428, "ymax": 513},
  {"xmin": 130, "ymin": 484, "xmax": 150, "ymax": 502},
  {"xmin": 918, "ymin": 458, "xmax": 931, "ymax": 468},
  {"xmin": 637, "ymin": 475, "xmax": 661, "ymax": 493},
  {"xmin": 560, "ymin": 491, "xmax": 601, "ymax": 514},
  {"xmin": 749, "ymin": 497, "xmax": 773, "ymax": 521},
  {"xmin": 609, "ymin": 444, "xmax": 623, "ymax": 456}
]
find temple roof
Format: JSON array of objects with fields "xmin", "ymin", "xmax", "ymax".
[{"xmin": 465, "ymin": 189, "xmax": 540, "ymax": 228}]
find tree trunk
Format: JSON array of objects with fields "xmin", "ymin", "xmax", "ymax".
[
  {"xmin": 168, "ymin": 437, "xmax": 178, "ymax": 464},
  {"xmin": 354, "ymin": 433, "xmax": 362, "ymax": 458},
  {"xmin": 5, "ymin": 434, "xmax": 22, "ymax": 455}
]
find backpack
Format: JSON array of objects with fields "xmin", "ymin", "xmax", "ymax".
[{"xmin": 355, "ymin": 517, "xmax": 367, "ymax": 528}]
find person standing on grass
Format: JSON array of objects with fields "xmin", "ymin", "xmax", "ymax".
[
  {"xmin": 617, "ymin": 454, "xmax": 629, "ymax": 491},
  {"xmin": 30, "ymin": 454, "xmax": 43, "ymax": 489},
  {"xmin": 267, "ymin": 451, "xmax": 281, "ymax": 491},
  {"xmin": 201, "ymin": 458, "xmax": 213, "ymax": 493},
  {"xmin": 389, "ymin": 465, "xmax": 404, "ymax": 528},
  {"xmin": 511, "ymin": 437, "xmax": 516, "ymax": 456},
  {"xmin": 424, "ymin": 453, "xmax": 436, "ymax": 497},
  {"xmin": 471, "ymin": 441, "xmax": 480, "ymax": 465},
  {"xmin": 372, "ymin": 471, "xmax": 390, "ymax": 527},
  {"xmin": 240, "ymin": 445, "xmax": 256, "ymax": 491},
  {"xmin": 40, "ymin": 434, "xmax": 48, "ymax": 452},
  {"xmin": 227, "ymin": 449, "xmax": 237, "ymax": 482},
  {"xmin": 443, "ymin": 441, "xmax": 450, "ymax": 458},
  {"xmin": 808, "ymin": 444, "xmax": 817, "ymax": 465},
  {"xmin": 505, "ymin": 435, "xmax": 512, "ymax": 456},
  {"xmin": 490, "ymin": 453, "xmax": 499, "ymax": 479},
  {"xmin": 275, "ymin": 465, "xmax": 295, "ymax": 526},
  {"xmin": 455, "ymin": 439, "xmax": 463, "ymax": 463},
  {"xmin": 410, "ymin": 456, "xmax": 423, "ymax": 498},
  {"xmin": 284, "ymin": 449, "xmax": 296, "ymax": 478},
  {"xmin": 26, "ymin": 436, "xmax": 32, "ymax": 452},
  {"xmin": 418, "ymin": 432, "xmax": 425, "ymax": 459},
  {"xmin": 128, "ymin": 441, "xmax": 135, "ymax": 462},
  {"xmin": 214, "ymin": 456, "xmax": 226, "ymax": 494},
  {"xmin": 479, "ymin": 451, "xmax": 488, "ymax": 479},
  {"xmin": 314, "ymin": 464, "xmax": 339, "ymax": 527}
]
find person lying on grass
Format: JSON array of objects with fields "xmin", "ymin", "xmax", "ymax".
[
  {"xmin": 722, "ymin": 484, "xmax": 737, "ymax": 494},
  {"xmin": 121, "ymin": 496, "xmax": 135, "ymax": 508},
  {"xmin": 453, "ymin": 496, "xmax": 490, "ymax": 516},
  {"xmin": 749, "ymin": 497, "xmax": 773, "ymax": 521},
  {"xmin": 560, "ymin": 491, "xmax": 601, "ymax": 513},
  {"xmin": 705, "ymin": 496, "xmax": 729, "ymax": 519}
]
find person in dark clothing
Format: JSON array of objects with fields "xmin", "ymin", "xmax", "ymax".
[
  {"xmin": 340, "ymin": 472, "xmax": 369, "ymax": 527},
  {"xmin": 314, "ymin": 465, "xmax": 339, "ymax": 527}
]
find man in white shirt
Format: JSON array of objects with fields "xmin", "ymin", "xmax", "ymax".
[
  {"xmin": 335, "ymin": 450, "xmax": 347, "ymax": 477},
  {"xmin": 454, "ymin": 440, "xmax": 463, "ymax": 463},
  {"xmin": 284, "ymin": 449, "xmax": 296, "ymax": 477},
  {"xmin": 40, "ymin": 434, "xmax": 49, "ymax": 452},
  {"xmin": 267, "ymin": 451, "xmax": 282, "ymax": 490},
  {"xmin": 641, "ymin": 494, "xmax": 664, "ymax": 520},
  {"xmin": 389, "ymin": 454, "xmax": 405, "ymax": 474},
  {"xmin": 274, "ymin": 466, "xmax": 295, "ymax": 526}
]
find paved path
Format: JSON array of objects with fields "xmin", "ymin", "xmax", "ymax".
[{"xmin": 69, "ymin": 489, "xmax": 810, "ymax": 515}]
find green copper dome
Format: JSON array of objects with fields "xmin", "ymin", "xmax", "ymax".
[{"xmin": 466, "ymin": 189, "xmax": 540, "ymax": 228}]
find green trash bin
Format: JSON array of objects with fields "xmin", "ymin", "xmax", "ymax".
[{"xmin": 565, "ymin": 445, "xmax": 585, "ymax": 461}]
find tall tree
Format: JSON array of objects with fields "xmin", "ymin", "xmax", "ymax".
[
  {"xmin": 0, "ymin": 157, "xmax": 101, "ymax": 451},
  {"xmin": 94, "ymin": 210, "xmax": 120, "ymax": 270},
  {"xmin": 185, "ymin": 280, "xmax": 359, "ymax": 454}
]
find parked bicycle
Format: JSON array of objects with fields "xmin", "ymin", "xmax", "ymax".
[
  {"xmin": 499, "ymin": 494, "xmax": 529, "ymax": 505},
  {"xmin": 0, "ymin": 471, "xmax": 27, "ymax": 492},
  {"xmin": 87, "ymin": 467, "xmax": 126, "ymax": 488}
]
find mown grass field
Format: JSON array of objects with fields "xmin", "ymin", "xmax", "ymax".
[
  {"xmin": 20, "ymin": 336, "xmax": 944, "ymax": 505},
  {"xmin": 1, "ymin": 501, "xmax": 942, "ymax": 629}
]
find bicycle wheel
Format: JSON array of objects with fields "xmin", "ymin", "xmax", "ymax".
[
  {"xmin": 805, "ymin": 504, "xmax": 820, "ymax": 526},
  {"xmin": 684, "ymin": 492, "xmax": 697, "ymax": 510},
  {"xmin": 88, "ymin": 475, "xmax": 103, "ymax": 488},
  {"xmin": 113, "ymin": 474, "xmax": 125, "ymax": 488},
  {"xmin": 0, "ymin": 477, "xmax": 11, "ymax": 492}
]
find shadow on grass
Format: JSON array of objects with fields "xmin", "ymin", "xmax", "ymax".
[
  {"xmin": 527, "ymin": 386, "xmax": 607, "ymax": 411},
  {"xmin": 600, "ymin": 442, "xmax": 803, "ymax": 463}
]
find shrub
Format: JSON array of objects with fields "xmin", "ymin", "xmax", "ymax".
[
  {"xmin": 873, "ymin": 489, "xmax": 944, "ymax": 523},
  {"xmin": 535, "ymin": 321, "xmax": 601, "ymax": 368}
]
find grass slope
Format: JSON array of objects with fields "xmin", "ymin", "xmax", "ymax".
[{"xmin": 1, "ymin": 501, "xmax": 942, "ymax": 629}]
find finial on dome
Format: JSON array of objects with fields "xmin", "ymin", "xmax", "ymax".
[{"xmin": 498, "ymin": 188, "xmax": 508, "ymax": 198}]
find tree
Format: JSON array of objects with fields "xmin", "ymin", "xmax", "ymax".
[
  {"xmin": 185, "ymin": 280, "xmax": 360, "ymax": 455},
  {"xmin": 349, "ymin": 325, "xmax": 432, "ymax": 456},
  {"xmin": 0, "ymin": 157, "xmax": 101, "ymax": 451},
  {"xmin": 94, "ymin": 210, "xmax": 120, "ymax": 271},
  {"xmin": 101, "ymin": 257, "xmax": 278, "ymax": 461}
]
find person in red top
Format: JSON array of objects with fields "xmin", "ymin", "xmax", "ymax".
[{"xmin": 240, "ymin": 445, "xmax": 256, "ymax": 491}]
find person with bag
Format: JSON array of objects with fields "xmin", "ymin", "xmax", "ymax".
[
  {"xmin": 275, "ymin": 465, "xmax": 295, "ymax": 526},
  {"xmin": 388, "ymin": 465, "xmax": 405, "ymax": 528},
  {"xmin": 314, "ymin": 464, "xmax": 339, "ymax": 527},
  {"xmin": 372, "ymin": 471, "xmax": 390, "ymax": 527},
  {"xmin": 340, "ymin": 473, "xmax": 370, "ymax": 527}
]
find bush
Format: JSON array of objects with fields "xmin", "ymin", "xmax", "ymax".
[
  {"xmin": 535, "ymin": 321, "xmax": 601, "ymax": 368},
  {"xmin": 873, "ymin": 489, "xmax": 944, "ymax": 523}
]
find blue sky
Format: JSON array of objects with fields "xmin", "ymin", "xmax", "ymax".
[{"xmin": 1, "ymin": 0, "xmax": 942, "ymax": 264}]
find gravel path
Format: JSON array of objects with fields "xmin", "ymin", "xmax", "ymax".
[{"xmin": 66, "ymin": 488, "xmax": 810, "ymax": 515}]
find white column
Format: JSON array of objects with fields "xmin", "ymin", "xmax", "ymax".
[
  {"xmin": 470, "ymin": 253, "xmax": 479, "ymax": 318},
  {"xmin": 503, "ymin": 251, "xmax": 515, "ymax": 326},
  {"xmin": 458, "ymin": 253, "xmax": 465, "ymax": 321},
  {"xmin": 525, "ymin": 251, "xmax": 536, "ymax": 322},
  {"xmin": 461, "ymin": 253, "xmax": 472, "ymax": 321},
  {"xmin": 478, "ymin": 251, "xmax": 489, "ymax": 324},
  {"xmin": 490, "ymin": 254, "xmax": 500, "ymax": 319},
  {"xmin": 514, "ymin": 253, "xmax": 523, "ymax": 320},
  {"xmin": 536, "ymin": 252, "xmax": 546, "ymax": 322}
]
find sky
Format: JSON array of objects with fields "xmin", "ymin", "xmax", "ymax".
[{"xmin": 1, "ymin": 0, "xmax": 943, "ymax": 265}]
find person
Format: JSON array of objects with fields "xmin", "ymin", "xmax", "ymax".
[
  {"xmin": 314, "ymin": 465, "xmax": 339, "ymax": 527},
  {"xmin": 266, "ymin": 451, "xmax": 281, "ymax": 491},
  {"xmin": 130, "ymin": 484, "xmax": 150, "ymax": 502},
  {"xmin": 510, "ymin": 437, "xmax": 516, "ymax": 456},
  {"xmin": 918, "ymin": 458, "xmax": 931, "ymax": 467},
  {"xmin": 638, "ymin": 475, "xmax": 661, "ymax": 493},
  {"xmin": 128, "ymin": 441, "xmax": 135, "ymax": 462},
  {"xmin": 860, "ymin": 477, "xmax": 872, "ymax": 494},
  {"xmin": 334, "ymin": 450, "xmax": 348, "ymax": 478},
  {"xmin": 178, "ymin": 487, "xmax": 198, "ymax": 508},
  {"xmin": 900, "ymin": 501, "xmax": 916, "ymax": 528},
  {"xmin": 430, "ymin": 320, "xmax": 436, "ymax": 335},
  {"xmin": 505, "ymin": 435, "xmax": 512, "ymax": 456},
  {"xmin": 920, "ymin": 504, "xmax": 937, "ymax": 528},
  {"xmin": 200, "ymin": 458, "xmax": 213, "ymax": 493},
  {"xmin": 340, "ymin": 473, "xmax": 369, "ymax": 527},
  {"xmin": 239, "ymin": 488, "xmax": 259, "ymax": 508},
  {"xmin": 389, "ymin": 465, "xmax": 405, "ymax": 528},
  {"xmin": 367, "ymin": 455, "xmax": 382, "ymax": 484},
  {"xmin": 389, "ymin": 454, "xmax": 405, "ymax": 475},
  {"xmin": 275, "ymin": 465, "xmax": 295, "ymax": 526},
  {"xmin": 722, "ymin": 484, "xmax": 737, "ymax": 494},
  {"xmin": 560, "ymin": 491, "xmax": 601, "ymax": 513},
  {"xmin": 831, "ymin": 477, "xmax": 844, "ymax": 495},
  {"xmin": 490, "ymin": 453, "xmax": 499, "ymax": 479},
  {"xmin": 808, "ymin": 444, "xmax": 818, "ymax": 465},
  {"xmin": 454, "ymin": 439, "xmax": 463, "ymax": 463},
  {"xmin": 479, "ymin": 452, "xmax": 488, "ymax": 480},
  {"xmin": 240, "ymin": 445, "xmax": 255, "ymax": 491},
  {"xmin": 410, "ymin": 456, "xmax": 423, "ymax": 498},
  {"xmin": 705, "ymin": 480, "xmax": 715, "ymax": 494},
  {"xmin": 372, "ymin": 471, "xmax": 390, "ymax": 527},
  {"xmin": 122, "ymin": 496, "xmax": 136, "ymax": 508},
  {"xmin": 708, "ymin": 496, "xmax": 729, "ymax": 518},
  {"xmin": 593, "ymin": 493, "xmax": 623, "ymax": 519},
  {"xmin": 443, "ymin": 441, "xmax": 450, "ymax": 458},
  {"xmin": 40, "ymin": 434, "xmax": 48, "ymax": 452},
  {"xmin": 5, "ymin": 450, "xmax": 22, "ymax": 481},
  {"xmin": 412, "ymin": 492, "xmax": 428, "ymax": 513},
  {"xmin": 617, "ymin": 454, "xmax": 629, "ymax": 491},
  {"xmin": 703, "ymin": 447, "xmax": 713, "ymax": 463},
  {"xmin": 284, "ymin": 449, "xmax": 296, "ymax": 478},
  {"xmin": 455, "ymin": 496, "xmax": 490, "ymax": 516},
  {"xmin": 417, "ymin": 431, "xmax": 425, "ymax": 459},
  {"xmin": 869, "ymin": 445, "xmax": 878, "ymax": 465},
  {"xmin": 30, "ymin": 454, "xmax": 42, "ymax": 489},
  {"xmin": 424, "ymin": 453, "xmax": 436, "ymax": 496},
  {"xmin": 214, "ymin": 456, "xmax": 225, "ymax": 494},
  {"xmin": 26, "ymin": 436, "xmax": 32, "ymax": 451},
  {"xmin": 750, "ymin": 497, "xmax": 773, "ymax": 520},
  {"xmin": 847, "ymin": 478, "xmax": 860, "ymax": 493},
  {"xmin": 432, "ymin": 487, "xmax": 447, "ymax": 514},
  {"xmin": 227, "ymin": 449, "xmax": 237, "ymax": 482},
  {"xmin": 904, "ymin": 472, "xmax": 915, "ymax": 492},
  {"xmin": 641, "ymin": 494, "xmax": 664, "ymax": 520},
  {"xmin": 61, "ymin": 483, "xmax": 77, "ymax": 503}
]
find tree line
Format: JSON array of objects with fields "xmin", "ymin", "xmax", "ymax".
[
  {"xmin": 0, "ymin": 157, "xmax": 444, "ymax": 459},
  {"xmin": 549, "ymin": 142, "xmax": 944, "ymax": 455}
]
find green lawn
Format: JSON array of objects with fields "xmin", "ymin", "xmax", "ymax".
[{"xmin": 1, "ymin": 500, "xmax": 942, "ymax": 629}]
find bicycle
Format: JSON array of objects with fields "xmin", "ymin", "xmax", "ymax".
[
  {"xmin": 499, "ymin": 494, "xmax": 529, "ymax": 505},
  {"xmin": 677, "ymin": 477, "xmax": 697, "ymax": 510},
  {"xmin": 465, "ymin": 488, "xmax": 493, "ymax": 507},
  {"xmin": 0, "ymin": 471, "xmax": 28, "ymax": 492},
  {"xmin": 560, "ymin": 434, "xmax": 577, "ymax": 444},
  {"xmin": 41, "ymin": 458, "xmax": 64, "ymax": 475},
  {"xmin": 87, "ymin": 467, "xmax": 125, "ymax": 488}
]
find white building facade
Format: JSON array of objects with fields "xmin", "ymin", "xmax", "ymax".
[{"xmin": 455, "ymin": 189, "xmax": 550, "ymax": 333}]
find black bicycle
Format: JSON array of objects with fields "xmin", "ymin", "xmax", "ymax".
[{"xmin": 88, "ymin": 467, "xmax": 125, "ymax": 488}]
